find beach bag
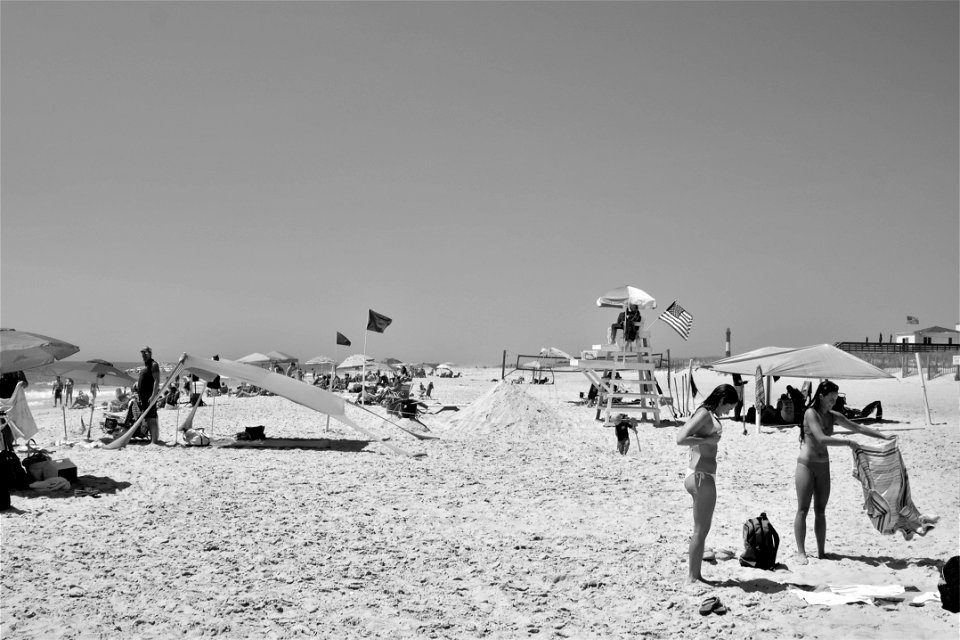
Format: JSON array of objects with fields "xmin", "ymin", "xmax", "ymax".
[
  {"xmin": 940, "ymin": 556, "xmax": 959, "ymax": 613},
  {"xmin": 0, "ymin": 449, "xmax": 29, "ymax": 491},
  {"xmin": 245, "ymin": 426, "xmax": 265, "ymax": 441},
  {"xmin": 739, "ymin": 512, "xmax": 780, "ymax": 570},
  {"xmin": 182, "ymin": 429, "xmax": 211, "ymax": 447}
]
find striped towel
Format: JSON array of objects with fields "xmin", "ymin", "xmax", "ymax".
[{"xmin": 851, "ymin": 441, "xmax": 936, "ymax": 539}]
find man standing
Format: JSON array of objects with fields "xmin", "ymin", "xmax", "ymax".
[{"xmin": 138, "ymin": 346, "xmax": 162, "ymax": 445}]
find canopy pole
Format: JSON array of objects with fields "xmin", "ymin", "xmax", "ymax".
[
  {"xmin": 61, "ymin": 403, "xmax": 67, "ymax": 441},
  {"xmin": 210, "ymin": 389, "xmax": 216, "ymax": 437},
  {"xmin": 915, "ymin": 353, "xmax": 932, "ymax": 425},
  {"xmin": 755, "ymin": 368, "xmax": 763, "ymax": 436}
]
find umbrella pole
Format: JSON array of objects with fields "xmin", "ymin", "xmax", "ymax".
[
  {"xmin": 87, "ymin": 404, "xmax": 95, "ymax": 441},
  {"xmin": 915, "ymin": 353, "xmax": 932, "ymax": 425},
  {"xmin": 210, "ymin": 391, "xmax": 216, "ymax": 438},
  {"xmin": 61, "ymin": 403, "xmax": 67, "ymax": 441}
]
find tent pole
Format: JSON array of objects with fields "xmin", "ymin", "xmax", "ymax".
[
  {"xmin": 755, "ymin": 368, "xmax": 763, "ymax": 436},
  {"xmin": 915, "ymin": 353, "xmax": 932, "ymax": 425},
  {"xmin": 210, "ymin": 390, "xmax": 216, "ymax": 437}
]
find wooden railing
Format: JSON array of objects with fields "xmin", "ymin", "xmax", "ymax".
[{"xmin": 834, "ymin": 342, "xmax": 958, "ymax": 353}]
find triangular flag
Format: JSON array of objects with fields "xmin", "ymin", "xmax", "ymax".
[
  {"xmin": 336, "ymin": 332, "xmax": 351, "ymax": 346},
  {"xmin": 367, "ymin": 310, "xmax": 392, "ymax": 333}
]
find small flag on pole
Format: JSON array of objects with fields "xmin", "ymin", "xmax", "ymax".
[
  {"xmin": 367, "ymin": 310, "xmax": 392, "ymax": 333},
  {"xmin": 336, "ymin": 332, "xmax": 351, "ymax": 346},
  {"xmin": 906, "ymin": 315, "xmax": 919, "ymax": 325},
  {"xmin": 658, "ymin": 301, "xmax": 693, "ymax": 340}
]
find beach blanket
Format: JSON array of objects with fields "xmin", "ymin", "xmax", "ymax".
[
  {"xmin": 0, "ymin": 382, "xmax": 39, "ymax": 441},
  {"xmin": 851, "ymin": 441, "xmax": 935, "ymax": 539},
  {"xmin": 789, "ymin": 585, "xmax": 908, "ymax": 606}
]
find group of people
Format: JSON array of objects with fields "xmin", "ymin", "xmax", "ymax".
[{"xmin": 677, "ymin": 380, "xmax": 895, "ymax": 584}]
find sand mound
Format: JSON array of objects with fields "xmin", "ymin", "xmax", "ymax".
[{"xmin": 444, "ymin": 381, "xmax": 576, "ymax": 439}]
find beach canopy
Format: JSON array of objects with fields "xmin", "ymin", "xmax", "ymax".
[
  {"xmin": 704, "ymin": 344, "xmax": 894, "ymax": 380},
  {"xmin": 104, "ymin": 354, "xmax": 419, "ymax": 456},
  {"xmin": 236, "ymin": 352, "xmax": 273, "ymax": 365},
  {"xmin": 596, "ymin": 285, "xmax": 657, "ymax": 310},
  {"xmin": 0, "ymin": 328, "xmax": 80, "ymax": 374},
  {"xmin": 266, "ymin": 350, "xmax": 298, "ymax": 364},
  {"xmin": 540, "ymin": 347, "xmax": 573, "ymax": 360},
  {"xmin": 305, "ymin": 355, "xmax": 335, "ymax": 366}
]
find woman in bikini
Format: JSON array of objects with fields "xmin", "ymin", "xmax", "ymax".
[
  {"xmin": 677, "ymin": 384, "xmax": 739, "ymax": 584},
  {"xmin": 794, "ymin": 380, "xmax": 894, "ymax": 564}
]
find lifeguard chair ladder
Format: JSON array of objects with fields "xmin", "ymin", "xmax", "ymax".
[{"xmin": 575, "ymin": 329, "xmax": 661, "ymax": 427}]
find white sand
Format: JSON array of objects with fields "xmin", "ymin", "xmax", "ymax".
[{"xmin": 2, "ymin": 367, "xmax": 958, "ymax": 639}]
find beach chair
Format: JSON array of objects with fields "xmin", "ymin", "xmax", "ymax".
[{"xmin": 100, "ymin": 398, "xmax": 150, "ymax": 440}]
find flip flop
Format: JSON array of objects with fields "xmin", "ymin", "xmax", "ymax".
[
  {"xmin": 712, "ymin": 599, "xmax": 728, "ymax": 615},
  {"xmin": 699, "ymin": 596, "xmax": 719, "ymax": 616}
]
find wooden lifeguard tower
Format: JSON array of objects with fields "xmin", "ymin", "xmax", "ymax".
[{"xmin": 574, "ymin": 286, "xmax": 661, "ymax": 427}]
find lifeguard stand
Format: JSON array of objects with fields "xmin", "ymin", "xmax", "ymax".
[{"xmin": 575, "ymin": 319, "xmax": 661, "ymax": 427}]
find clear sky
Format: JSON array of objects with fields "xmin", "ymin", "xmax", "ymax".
[{"xmin": 2, "ymin": 2, "xmax": 957, "ymax": 366}]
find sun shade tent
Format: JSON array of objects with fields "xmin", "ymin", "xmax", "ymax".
[
  {"xmin": 103, "ymin": 355, "xmax": 417, "ymax": 456},
  {"xmin": 236, "ymin": 352, "xmax": 273, "ymax": 366},
  {"xmin": 704, "ymin": 344, "xmax": 895, "ymax": 380}
]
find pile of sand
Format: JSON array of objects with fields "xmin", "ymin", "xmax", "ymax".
[{"xmin": 443, "ymin": 381, "xmax": 577, "ymax": 439}]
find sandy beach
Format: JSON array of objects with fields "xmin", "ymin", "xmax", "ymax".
[{"xmin": 1, "ymin": 367, "xmax": 957, "ymax": 639}]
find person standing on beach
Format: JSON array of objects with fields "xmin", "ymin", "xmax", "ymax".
[
  {"xmin": 64, "ymin": 377, "xmax": 74, "ymax": 407},
  {"xmin": 676, "ymin": 384, "xmax": 739, "ymax": 584},
  {"xmin": 137, "ymin": 346, "xmax": 162, "ymax": 445},
  {"xmin": 794, "ymin": 380, "xmax": 894, "ymax": 565},
  {"xmin": 53, "ymin": 376, "xmax": 64, "ymax": 407}
]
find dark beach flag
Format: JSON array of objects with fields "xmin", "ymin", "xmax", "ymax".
[
  {"xmin": 906, "ymin": 315, "xmax": 919, "ymax": 325},
  {"xmin": 336, "ymin": 332, "xmax": 351, "ymax": 346},
  {"xmin": 658, "ymin": 301, "xmax": 693, "ymax": 340},
  {"xmin": 367, "ymin": 310, "xmax": 392, "ymax": 333}
]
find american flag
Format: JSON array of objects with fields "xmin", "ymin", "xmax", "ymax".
[
  {"xmin": 906, "ymin": 315, "xmax": 919, "ymax": 325},
  {"xmin": 658, "ymin": 301, "xmax": 693, "ymax": 340}
]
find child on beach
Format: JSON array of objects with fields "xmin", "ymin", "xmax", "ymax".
[
  {"xmin": 794, "ymin": 380, "xmax": 894, "ymax": 565},
  {"xmin": 676, "ymin": 384, "xmax": 739, "ymax": 584}
]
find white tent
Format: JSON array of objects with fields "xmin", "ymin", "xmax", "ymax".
[
  {"xmin": 103, "ymin": 354, "xmax": 419, "ymax": 456},
  {"xmin": 704, "ymin": 344, "xmax": 894, "ymax": 380},
  {"xmin": 236, "ymin": 352, "xmax": 273, "ymax": 366}
]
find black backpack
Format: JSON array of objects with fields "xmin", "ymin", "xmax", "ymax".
[
  {"xmin": 739, "ymin": 512, "xmax": 780, "ymax": 570},
  {"xmin": 940, "ymin": 556, "xmax": 959, "ymax": 613},
  {"xmin": 0, "ymin": 449, "xmax": 30, "ymax": 492}
]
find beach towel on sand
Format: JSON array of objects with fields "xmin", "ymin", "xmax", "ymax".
[{"xmin": 851, "ymin": 441, "xmax": 936, "ymax": 539}]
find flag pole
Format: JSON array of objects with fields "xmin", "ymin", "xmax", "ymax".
[
  {"xmin": 914, "ymin": 352, "xmax": 932, "ymax": 425},
  {"xmin": 361, "ymin": 330, "xmax": 368, "ymax": 400}
]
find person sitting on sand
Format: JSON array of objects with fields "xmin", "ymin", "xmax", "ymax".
[
  {"xmin": 70, "ymin": 390, "xmax": 90, "ymax": 409},
  {"xmin": 794, "ymin": 380, "xmax": 894, "ymax": 565},
  {"xmin": 676, "ymin": 384, "xmax": 739, "ymax": 584}
]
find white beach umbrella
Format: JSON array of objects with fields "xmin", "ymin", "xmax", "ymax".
[{"xmin": 596, "ymin": 285, "xmax": 657, "ymax": 310}]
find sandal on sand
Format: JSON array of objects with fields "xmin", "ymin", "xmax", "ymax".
[
  {"xmin": 712, "ymin": 599, "xmax": 728, "ymax": 615},
  {"xmin": 699, "ymin": 597, "xmax": 719, "ymax": 615}
]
